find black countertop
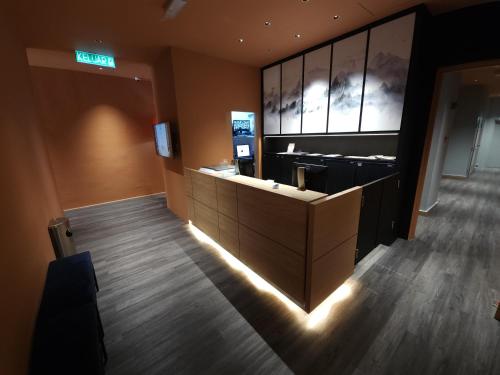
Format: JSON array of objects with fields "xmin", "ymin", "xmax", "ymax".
[{"xmin": 263, "ymin": 151, "xmax": 397, "ymax": 165}]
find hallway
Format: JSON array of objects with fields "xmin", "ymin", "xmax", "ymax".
[{"xmin": 66, "ymin": 171, "xmax": 500, "ymax": 375}]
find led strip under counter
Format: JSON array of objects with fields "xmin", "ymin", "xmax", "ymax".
[
  {"xmin": 185, "ymin": 167, "xmax": 362, "ymax": 321},
  {"xmin": 188, "ymin": 220, "xmax": 358, "ymax": 331}
]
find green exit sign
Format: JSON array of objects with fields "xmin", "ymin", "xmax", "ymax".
[{"xmin": 75, "ymin": 50, "xmax": 116, "ymax": 68}]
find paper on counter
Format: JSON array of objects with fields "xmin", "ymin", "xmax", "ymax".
[
  {"xmin": 323, "ymin": 154, "xmax": 342, "ymax": 158},
  {"xmin": 373, "ymin": 155, "xmax": 396, "ymax": 160},
  {"xmin": 345, "ymin": 155, "xmax": 377, "ymax": 160}
]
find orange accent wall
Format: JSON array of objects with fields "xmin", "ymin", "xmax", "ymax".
[
  {"xmin": 153, "ymin": 48, "xmax": 260, "ymax": 220},
  {"xmin": 30, "ymin": 67, "xmax": 164, "ymax": 209},
  {"xmin": 0, "ymin": 10, "xmax": 62, "ymax": 375},
  {"xmin": 172, "ymin": 48, "xmax": 261, "ymax": 169}
]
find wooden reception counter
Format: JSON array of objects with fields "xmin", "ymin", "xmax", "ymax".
[{"xmin": 184, "ymin": 168, "xmax": 362, "ymax": 312}]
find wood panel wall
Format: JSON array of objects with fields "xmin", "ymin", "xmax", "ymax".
[
  {"xmin": 186, "ymin": 168, "xmax": 362, "ymax": 312},
  {"xmin": 305, "ymin": 187, "xmax": 362, "ymax": 311}
]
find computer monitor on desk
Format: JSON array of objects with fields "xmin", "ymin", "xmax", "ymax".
[
  {"xmin": 236, "ymin": 144, "xmax": 251, "ymax": 158},
  {"xmin": 292, "ymin": 163, "xmax": 328, "ymax": 193}
]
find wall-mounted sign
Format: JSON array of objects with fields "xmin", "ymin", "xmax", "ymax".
[{"xmin": 75, "ymin": 50, "xmax": 116, "ymax": 68}]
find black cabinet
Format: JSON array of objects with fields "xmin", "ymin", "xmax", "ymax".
[
  {"xmin": 297, "ymin": 156, "xmax": 325, "ymax": 166},
  {"xmin": 356, "ymin": 173, "xmax": 400, "ymax": 263},
  {"xmin": 376, "ymin": 175, "xmax": 399, "ymax": 246},
  {"xmin": 263, "ymin": 154, "xmax": 397, "ymax": 193},
  {"xmin": 280, "ymin": 155, "xmax": 298, "ymax": 185},
  {"xmin": 354, "ymin": 161, "xmax": 397, "ymax": 186},
  {"xmin": 262, "ymin": 153, "xmax": 280, "ymax": 181},
  {"xmin": 263, "ymin": 154, "xmax": 298, "ymax": 185},
  {"xmin": 326, "ymin": 160, "xmax": 356, "ymax": 195},
  {"xmin": 357, "ymin": 182, "xmax": 383, "ymax": 262}
]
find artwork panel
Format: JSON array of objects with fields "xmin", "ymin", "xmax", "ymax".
[
  {"xmin": 281, "ymin": 56, "xmax": 303, "ymax": 134},
  {"xmin": 328, "ymin": 31, "xmax": 368, "ymax": 133},
  {"xmin": 263, "ymin": 65, "xmax": 281, "ymax": 134},
  {"xmin": 360, "ymin": 13, "xmax": 415, "ymax": 132},
  {"xmin": 302, "ymin": 45, "xmax": 331, "ymax": 134}
]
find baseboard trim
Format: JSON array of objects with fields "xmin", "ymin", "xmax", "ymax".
[
  {"xmin": 419, "ymin": 200, "xmax": 439, "ymax": 215},
  {"xmin": 64, "ymin": 192, "xmax": 166, "ymax": 212},
  {"xmin": 442, "ymin": 174, "xmax": 467, "ymax": 180}
]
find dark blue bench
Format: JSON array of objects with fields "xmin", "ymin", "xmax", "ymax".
[{"xmin": 30, "ymin": 251, "xmax": 106, "ymax": 375}]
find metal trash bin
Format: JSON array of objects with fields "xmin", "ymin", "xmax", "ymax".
[{"xmin": 48, "ymin": 217, "xmax": 76, "ymax": 258}]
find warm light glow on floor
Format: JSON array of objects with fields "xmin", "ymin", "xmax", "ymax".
[{"xmin": 188, "ymin": 221, "xmax": 356, "ymax": 330}]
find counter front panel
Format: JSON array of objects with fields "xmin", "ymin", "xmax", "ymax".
[
  {"xmin": 237, "ymin": 184, "xmax": 309, "ymax": 256},
  {"xmin": 185, "ymin": 168, "xmax": 362, "ymax": 312}
]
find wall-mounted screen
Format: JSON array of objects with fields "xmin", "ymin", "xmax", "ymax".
[
  {"xmin": 302, "ymin": 45, "xmax": 331, "ymax": 134},
  {"xmin": 153, "ymin": 122, "xmax": 172, "ymax": 158},
  {"xmin": 281, "ymin": 56, "xmax": 303, "ymax": 134},
  {"xmin": 263, "ymin": 65, "xmax": 281, "ymax": 135},
  {"xmin": 328, "ymin": 32, "xmax": 368, "ymax": 133},
  {"xmin": 360, "ymin": 14, "xmax": 415, "ymax": 132},
  {"xmin": 232, "ymin": 120, "xmax": 252, "ymax": 136}
]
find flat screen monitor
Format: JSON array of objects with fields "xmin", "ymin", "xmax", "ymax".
[
  {"xmin": 232, "ymin": 120, "xmax": 252, "ymax": 136},
  {"xmin": 153, "ymin": 122, "xmax": 172, "ymax": 158},
  {"xmin": 236, "ymin": 145, "xmax": 250, "ymax": 158}
]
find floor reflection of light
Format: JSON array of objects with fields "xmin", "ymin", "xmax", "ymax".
[
  {"xmin": 188, "ymin": 221, "xmax": 356, "ymax": 330},
  {"xmin": 305, "ymin": 282, "xmax": 353, "ymax": 330}
]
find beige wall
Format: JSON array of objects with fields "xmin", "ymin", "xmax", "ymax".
[
  {"xmin": 154, "ymin": 47, "xmax": 260, "ymax": 220},
  {"xmin": 0, "ymin": 10, "xmax": 63, "ymax": 375},
  {"xmin": 30, "ymin": 67, "xmax": 164, "ymax": 209}
]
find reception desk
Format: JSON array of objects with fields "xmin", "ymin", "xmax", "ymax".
[{"xmin": 184, "ymin": 168, "xmax": 362, "ymax": 312}]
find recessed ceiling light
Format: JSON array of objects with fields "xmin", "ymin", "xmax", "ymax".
[
  {"xmin": 98, "ymin": 67, "xmax": 103, "ymax": 70},
  {"xmin": 333, "ymin": 15, "xmax": 340, "ymax": 20},
  {"xmin": 238, "ymin": 38, "xmax": 244, "ymax": 43},
  {"xmin": 264, "ymin": 21, "xmax": 271, "ymax": 26},
  {"xmin": 95, "ymin": 39, "xmax": 103, "ymax": 44},
  {"xmin": 134, "ymin": 76, "xmax": 141, "ymax": 81},
  {"xmin": 474, "ymin": 79, "xmax": 478, "ymax": 83},
  {"xmin": 295, "ymin": 34, "xmax": 302, "ymax": 38}
]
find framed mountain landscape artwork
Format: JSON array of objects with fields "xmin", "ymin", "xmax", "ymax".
[
  {"xmin": 263, "ymin": 65, "xmax": 281, "ymax": 134},
  {"xmin": 328, "ymin": 31, "xmax": 368, "ymax": 133},
  {"xmin": 302, "ymin": 45, "xmax": 331, "ymax": 134},
  {"xmin": 281, "ymin": 56, "xmax": 303, "ymax": 134},
  {"xmin": 360, "ymin": 13, "xmax": 415, "ymax": 132}
]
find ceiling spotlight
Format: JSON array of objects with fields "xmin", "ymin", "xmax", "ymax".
[
  {"xmin": 264, "ymin": 21, "xmax": 272, "ymax": 26},
  {"xmin": 134, "ymin": 76, "xmax": 141, "ymax": 81},
  {"xmin": 163, "ymin": 0, "xmax": 188, "ymax": 19},
  {"xmin": 333, "ymin": 15, "xmax": 340, "ymax": 20},
  {"xmin": 238, "ymin": 38, "xmax": 244, "ymax": 43},
  {"xmin": 98, "ymin": 67, "xmax": 103, "ymax": 70},
  {"xmin": 295, "ymin": 34, "xmax": 302, "ymax": 38},
  {"xmin": 95, "ymin": 39, "xmax": 103, "ymax": 44}
]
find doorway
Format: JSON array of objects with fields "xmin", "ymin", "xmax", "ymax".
[
  {"xmin": 413, "ymin": 60, "xmax": 500, "ymax": 231},
  {"xmin": 231, "ymin": 111, "xmax": 257, "ymax": 177}
]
